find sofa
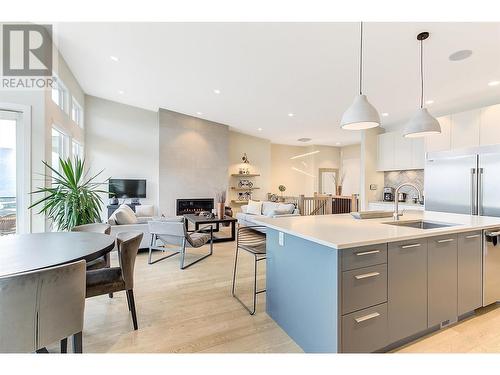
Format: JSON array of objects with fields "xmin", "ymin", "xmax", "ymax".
[
  {"xmin": 236, "ymin": 201, "xmax": 300, "ymax": 227},
  {"xmin": 108, "ymin": 204, "xmax": 154, "ymax": 249}
]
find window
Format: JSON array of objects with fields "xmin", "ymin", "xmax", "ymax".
[
  {"xmin": 0, "ymin": 111, "xmax": 18, "ymax": 235},
  {"xmin": 71, "ymin": 97, "xmax": 83, "ymax": 127},
  {"xmin": 51, "ymin": 127, "xmax": 69, "ymax": 174},
  {"xmin": 72, "ymin": 140, "xmax": 84, "ymax": 160},
  {"xmin": 51, "ymin": 76, "xmax": 68, "ymax": 113}
]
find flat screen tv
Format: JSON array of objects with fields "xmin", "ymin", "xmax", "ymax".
[{"xmin": 109, "ymin": 179, "xmax": 146, "ymax": 198}]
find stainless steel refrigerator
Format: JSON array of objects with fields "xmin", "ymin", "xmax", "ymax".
[{"xmin": 425, "ymin": 145, "xmax": 500, "ymax": 306}]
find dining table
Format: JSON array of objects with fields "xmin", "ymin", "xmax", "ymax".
[{"xmin": 0, "ymin": 232, "xmax": 115, "ymax": 277}]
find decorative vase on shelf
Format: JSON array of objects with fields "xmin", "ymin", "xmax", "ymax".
[
  {"xmin": 336, "ymin": 186, "xmax": 343, "ymax": 196},
  {"xmin": 216, "ymin": 202, "xmax": 225, "ymax": 218}
]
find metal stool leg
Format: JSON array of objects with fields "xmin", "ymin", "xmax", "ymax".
[{"xmin": 232, "ymin": 250, "xmax": 266, "ymax": 315}]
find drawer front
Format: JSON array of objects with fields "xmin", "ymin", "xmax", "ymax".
[
  {"xmin": 341, "ymin": 244, "xmax": 388, "ymax": 271},
  {"xmin": 342, "ymin": 264, "xmax": 387, "ymax": 315},
  {"xmin": 342, "ymin": 303, "xmax": 388, "ymax": 353}
]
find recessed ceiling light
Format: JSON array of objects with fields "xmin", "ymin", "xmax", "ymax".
[
  {"xmin": 297, "ymin": 137, "xmax": 311, "ymax": 142},
  {"xmin": 196, "ymin": 111, "xmax": 203, "ymax": 115},
  {"xmin": 488, "ymin": 81, "xmax": 500, "ymax": 87},
  {"xmin": 110, "ymin": 56, "xmax": 119, "ymax": 62},
  {"xmin": 257, "ymin": 128, "xmax": 262, "ymax": 131},
  {"xmin": 288, "ymin": 113, "xmax": 295, "ymax": 117},
  {"xmin": 449, "ymin": 49, "xmax": 472, "ymax": 61},
  {"xmin": 425, "ymin": 100, "xmax": 434, "ymax": 105},
  {"xmin": 118, "ymin": 90, "xmax": 124, "ymax": 95},
  {"xmin": 381, "ymin": 113, "xmax": 389, "ymax": 117},
  {"xmin": 213, "ymin": 89, "xmax": 221, "ymax": 94}
]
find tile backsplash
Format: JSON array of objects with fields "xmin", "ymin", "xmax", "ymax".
[{"xmin": 384, "ymin": 170, "xmax": 424, "ymax": 199}]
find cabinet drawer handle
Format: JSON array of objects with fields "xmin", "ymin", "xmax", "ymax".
[
  {"xmin": 486, "ymin": 231, "xmax": 500, "ymax": 237},
  {"xmin": 354, "ymin": 312, "xmax": 380, "ymax": 323},
  {"xmin": 354, "ymin": 271, "xmax": 380, "ymax": 280},
  {"xmin": 437, "ymin": 238, "xmax": 454, "ymax": 243},
  {"xmin": 465, "ymin": 234, "xmax": 480, "ymax": 239},
  {"xmin": 355, "ymin": 250, "xmax": 380, "ymax": 256},
  {"xmin": 401, "ymin": 243, "xmax": 421, "ymax": 249}
]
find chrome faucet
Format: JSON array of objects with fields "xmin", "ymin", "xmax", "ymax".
[{"xmin": 393, "ymin": 183, "xmax": 422, "ymax": 221}]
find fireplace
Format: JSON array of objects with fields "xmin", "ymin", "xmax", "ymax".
[{"xmin": 176, "ymin": 198, "xmax": 214, "ymax": 216}]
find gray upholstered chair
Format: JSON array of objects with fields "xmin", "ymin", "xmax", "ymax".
[
  {"xmin": 85, "ymin": 231, "xmax": 143, "ymax": 330},
  {"xmin": 232, "ymin": 226, "xmax": 267, "ymax": 315},
  {"xmin": 0, "ymin": 260, "xmax": 86, "ymax": 353},
  {"xmin": 71, "ymin": 223, "xmax": 112, "ymax": 271},
  {"xmin": 148, "ymin": 217, "xmax": 213, "ymax": 269}
]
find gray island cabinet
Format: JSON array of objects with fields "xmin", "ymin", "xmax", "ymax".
[{"xmin": 265, "ymin": 228, "xmax": 483, "ymax": 353}]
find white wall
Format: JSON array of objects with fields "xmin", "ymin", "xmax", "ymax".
[
  {"xmin": 360, "ymin": 128, "xmax": 384, "ymax": 210},
  {"xmin": 84, "ymin": 96, "xmax": 159, "ymax": 220},
  {"xmin": 340, "ymin": 144, "xmax": 361, "ymax": 195}
]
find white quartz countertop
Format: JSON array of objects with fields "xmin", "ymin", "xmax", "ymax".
[{"xmin": 253, "ymin": 211, "xmax": 500, "ymax": 249}]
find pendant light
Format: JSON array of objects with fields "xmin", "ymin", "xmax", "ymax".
[
  {"xmin": 340, "ymin": 22, "xmax": 380, "ymax": 130},
  {"xmin": 403, "ymin": 32, "xmax": 441, "ymax": 138}
]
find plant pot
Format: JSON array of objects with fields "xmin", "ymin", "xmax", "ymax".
[
  {"xmin": 216, "ymin": 203, "xmax": 225, "ymax": 218},
  {"xmin": 336, "ymin": 186, "xmax": 343, "ymax": 196}
]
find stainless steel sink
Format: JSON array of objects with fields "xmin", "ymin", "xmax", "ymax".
[{"xmin": 383, "ymin": 220, "xmax": 458, "ymax": 229}]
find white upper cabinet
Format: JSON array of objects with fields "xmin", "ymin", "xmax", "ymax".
[
  {"xmin": 412, "ymin": 138, "xmax": 425, "ymax": 169},
  {"xmin": 451, "ymin": 109, "xmax": 480, "ymax": 149},
  {"xmin": 393, "ymin": 135, "xmax": 413, "ymax": 170},
  {"xmin": 425, "ymin": 115, "xmax": 452, "ymax": 153},
  {"xmin": 377, "ymin": 132, "xmax": 425, "ymax": 171},
  {"xmin": 480, "ymin": 104, "xmax": 500, "ymax": 146},
  {"xmin": 377, "ymin": 132, "xmax": 394, "ymax": 171}
]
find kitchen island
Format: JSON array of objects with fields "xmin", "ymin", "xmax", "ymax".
[{"xmin": 253, "ymin": 211, "xmax": 500, "ymax": 353}]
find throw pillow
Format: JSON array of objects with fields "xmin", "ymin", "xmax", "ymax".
[
  {"xmin": 246, "ymin": 200, "xmax": 263, "ymax": 215},
  {"xmin": 135, "ymin": 204, "xmax": 154, "ymax": 217},
  {"xmin": 115, "ymin": 208, "xmax": 138, "ymax": 225},
  {"xmin": 277, "ymin": 203, "xmax": 296, "ymax": 214},
  {"xmin": 266, "ymin": 209, "xmax": 289, "ymax": 217},
  {"xmin": 119, "ymin": 204, "xmax": 135, "ymax": 216},
  {"xmin": 262, "ymin": 201, "xmax": 280, "ymax": 216}
]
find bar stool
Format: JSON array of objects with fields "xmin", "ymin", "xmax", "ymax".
[{"xmin": 231, "ymin": 226, "xmax": 267, "ymax": 315}]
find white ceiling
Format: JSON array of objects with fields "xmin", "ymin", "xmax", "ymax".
[{"xmin": 53, "ymin": 22, "xmax": 500, "ymax": 146}]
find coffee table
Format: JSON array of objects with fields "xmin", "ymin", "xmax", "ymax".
[{"xmin": 184, "ymin": 214, "xmax": 237, "ymax": 243}]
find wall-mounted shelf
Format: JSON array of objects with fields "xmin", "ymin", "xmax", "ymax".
[
  {"xmin": 230, "ymin": 200, "xmax": 249, "ymax": 205},
  {"xmin": 230, "ymin": 174, "xmax": 260, "ymax": 177},
  {"xmin": 230, "ymin": 187, "xmax": 260, "ymax": 191}
]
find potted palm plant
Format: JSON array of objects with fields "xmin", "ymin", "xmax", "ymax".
[{"xmin": 29, "ymin": 157, "xmax": 110, "ymax": 231}]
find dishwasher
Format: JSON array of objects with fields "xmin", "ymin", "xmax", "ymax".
[{"xmin": 484, "ymin": 229, "xmax": 500, "ymax": 306}]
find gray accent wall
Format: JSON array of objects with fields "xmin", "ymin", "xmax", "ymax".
[{"xmin": 158, "ymin": 109, "xmax": 229, "ymax": 216}]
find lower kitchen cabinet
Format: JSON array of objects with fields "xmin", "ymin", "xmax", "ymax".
[
  {"xmin": 428, "ymin": 234, "xmax": 458, "ymax": 327},
  {"xmin": 342, "ymin": 303, "xmax": 388, "ymax": 353},
  {"xmin": 458, "ymin": 231, "xmax": 483, "ymax": 315},
  {"xmin": 388, "ymin": 240, "xmax": 428, "ymax": 343}
]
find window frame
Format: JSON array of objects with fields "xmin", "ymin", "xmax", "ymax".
[
  {"xmin": 51, "ymin": 75, "xmax": 69, "ymax": 114},
  {"xmin": 71, "ymin": 96, "xmax": 84, "ymax": 128}
]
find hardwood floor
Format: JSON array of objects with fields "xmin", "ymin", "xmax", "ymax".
[{"xmin": 51, "ymin": 229, "xmax": 500, "ymax": 353}]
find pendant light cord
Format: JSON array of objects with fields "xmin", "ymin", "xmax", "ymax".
[
  {"xmin": 359, "ymin": 22, "xmax": 363, "ymax": 95},
  {"xmin": 420, "ymin": 38, "xmax": 424, "ymax": 108}
]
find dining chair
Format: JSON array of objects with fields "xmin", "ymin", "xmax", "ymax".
[
  {"xmin": 148, "ymin": 217, "xmax": 213, "ymax": 269},
  {"xmin": 85, "ymin": 231, "xmax": 143, "ymax": 330},
  {"xmin": 72, "ymin": 223, "xmax": 114, "ymax": 298},
  {"xmin": 71, "ymin": 223, "xmax": 112, "ymax": 270},
  {"xmin": 231, "ymin": 226, "xmax": 267, "ymax": 315},
  {"xmin": 0, "ymin": 260, "xmax": 86, "ymax": 353}
]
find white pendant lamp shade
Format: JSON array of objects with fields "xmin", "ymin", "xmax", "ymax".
[
  {"xmin": 403, "ymin": 108, "xmax": 441, "ymax": 138},
  {"xmin": 340, "ymin": 94, "xmax": 381, "ymax": 130},
  {"xmin": 403, "ymin": 31, "xmax": 441, "ymax": 138},
  {"xmin": 340, "ymin": 22, "xmax": 380, "ymax": 131}
]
